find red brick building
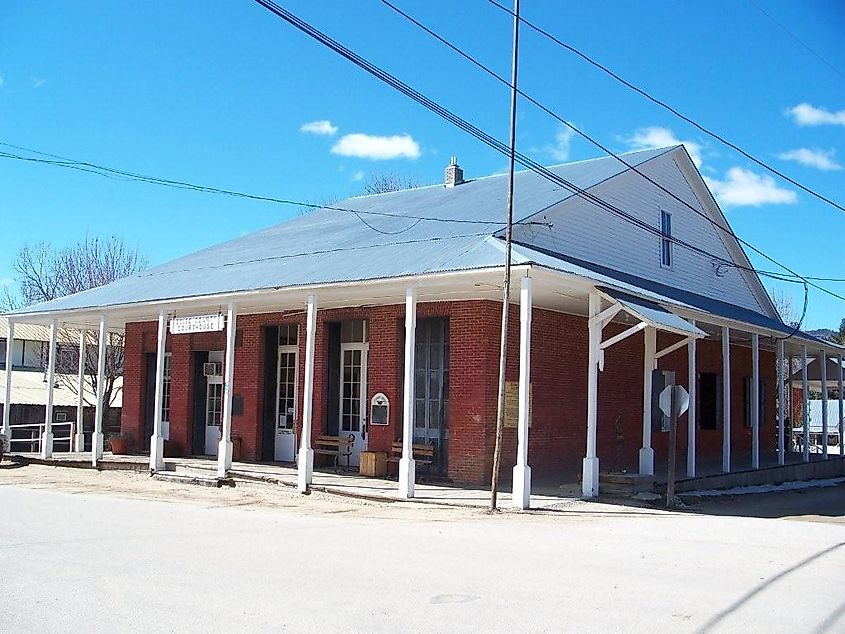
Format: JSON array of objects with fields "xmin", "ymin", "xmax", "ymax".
[{"xmin": 7, "ymin": 146, "xmax": 841, "ymax": 502}]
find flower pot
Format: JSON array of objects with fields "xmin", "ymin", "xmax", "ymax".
[{"xmin": 110, "ymin": 435, "xmax": 128, "ymax": 455}]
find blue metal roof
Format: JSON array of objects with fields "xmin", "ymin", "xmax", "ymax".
[{"xmin": 8, "ymin": 147, "xmax": 672, "ymax": 314}]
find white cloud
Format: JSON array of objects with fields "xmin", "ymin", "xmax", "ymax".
[
  {"xmin": 547, "ymin": 125, "xmax": 575, "ymax": 162},
  {"xmin": 777, "ymin": 147, "xmax": 842, "ymax": 171},
  {"xmin": 625, "ymin": 126, "xmax": 703, "ymax": 167},
  {"xmin": 352, "ymin": 170, "xmax": 365, "ymax": 182},
  {"xmin": 331, "ymin": 133, "xmax": 420, "ymax": 160},
  {"xmin": 786, "ymin": 103, "xmax": 845, "ymax": 127},
  {"xmin": 0, "ymin": 74, "xmax": 4, "ymax": 88},
  {"xmin": 704, "ymin": 167, "xmax": 796, "ymax": 207},
  {"xmin": 31, "ymin": 77, "xmax": 46, "ymax": 89},
  {"xmin": 0, "ymin": 277, "xmax": 13, "ymax": 288},
  {"xmin": 300, "ymin": 119, "xmax": 338, "ymax": 136}
]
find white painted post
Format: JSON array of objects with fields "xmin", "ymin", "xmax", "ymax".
[
  {"xmin": 217, "ymin": 302, "xmax": 237, "ymax": 478},
  {"xmin": 820, "ymin": 350, "xmax": 828, "ymax": 459},
  {"xmin": 777, "ymin": 340, "xmax": 785, "ymax": 466},
  {"xmin": 74, "ymin": 329, "xmax": 87, "ymax": 452},
  {"xmin": 2, "ymin": 319, "xmax": 14, "ymax": 438},
  {"xmin": 639, "ymin": 326, "xmax": 656, "ymax": 476},
  {"xmin": 582, "ymin": 292, "xmax": 601, "ymax": 498},
  {"xmin": 838, "ymin": 354, "xmax": 843, "ymax": 458},
  {"xmin": 788, "ymin": 354, "xmax": 795, "ymax": 453},
  {"xmin": 92, "ymin": 317, "xmax": 108, "ymax": 465},
  {"xmin": 297, "ymin": 295, "xmax": 317, "ymax": 493},
  {"xmin": 41, "ymin": 319, "xmax": 58, "ymax": 458},
  {"xmin": 721, "ymin": 326, "xmax": 731, "ymax": 473},
  {"xmin": 512, "ymin": 277, "xmax": 532, "ymax": 509},
  {"xmin": 149, "ymin": 310, "xmax": 167, "ymax": 471},
  {"xmin": 751, "ymin": 333, "xmax": 760, "ymax": 469},
  {"xmin": 686, "ymin": 321, "xmax": 697, "ymax": 478},
  {"xmin": 801, "ymin": 345, "xmax": 809, "ymax": 463},
  {"xmin": 399, "ymin": 287, "xmax": 418, "ymax": 499}
]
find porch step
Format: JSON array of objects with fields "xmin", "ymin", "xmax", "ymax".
[
  {"xmin": 599, "ymin": 472, "xmax": 656, "ymax": 496},
  {"xmin": 153, "ymin": 470, "xmax": 235, "ymax": 488}
]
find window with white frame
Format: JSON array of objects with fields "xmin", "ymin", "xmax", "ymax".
[
  {"xmin": 161, "ymin": 353, "xmax": 172, "ymax": 424},
  {"xmin": 276, "ymin": 325, "xmax": 299, "ymax": 431},
  {"xmin": 660, "ymin": 209, "xmax": 673, "ymax": 268}
]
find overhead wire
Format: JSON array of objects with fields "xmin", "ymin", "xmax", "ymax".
[
  {"xmin": 252, "ymin": 0, "xmax": 845, "ymax": 314},
  {"xmin": 0, "ymin": 143, "xmax": 550, "ymax": 231},
  {"xmin": 485, "ymin": 0, "xmax": 845, "ymax": 217}
]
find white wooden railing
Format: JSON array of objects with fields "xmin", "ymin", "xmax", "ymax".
[{"xmin": 6, "ymin": 422, "xmax": 77, "ymax": 452}]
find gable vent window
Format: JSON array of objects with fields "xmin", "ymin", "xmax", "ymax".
[{"xmin": 660, "ymin": 209, "xmax": 673, "ymax": 268}]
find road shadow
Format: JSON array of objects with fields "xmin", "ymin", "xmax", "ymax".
[{"xmin": 678, "ymin": 482, "xmax": 845, "ymax": 521}]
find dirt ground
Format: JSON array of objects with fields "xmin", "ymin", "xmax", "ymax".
[{"xmin": 2, "ymin": 460, "xmax": 843, "ymax": 525}]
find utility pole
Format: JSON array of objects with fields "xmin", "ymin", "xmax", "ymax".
[{"xmin": 490, "ymin": 0, "xmax": 520, "ymax": 512}]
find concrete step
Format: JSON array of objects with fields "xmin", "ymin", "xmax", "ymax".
[
  {"xmin": 152, "ymin": 470, "xmax": 235, "ymax": 488},
  {"xmin": 599, "ymin": 472, "xmax": 656, "ymax": 496}
]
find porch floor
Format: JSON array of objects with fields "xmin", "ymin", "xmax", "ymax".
[{"xmin": 5, "ymin": 452, "xmax": 582, "ymax": 510}]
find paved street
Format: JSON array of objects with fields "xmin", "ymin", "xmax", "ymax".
[{"xmin": 1, "ymin": 466, "xmax": 844, "ymax": 633}]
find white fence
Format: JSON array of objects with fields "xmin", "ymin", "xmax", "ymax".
[{"xmin": 6, "ymin": 422, "xmax": 78, "ymax": 453}]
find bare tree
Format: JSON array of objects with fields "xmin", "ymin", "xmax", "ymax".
[
  {"xmin": 360, "ymin": 172, "xmax": 421, "ymax": 195},
  {"xmin": 5, "ymin": 235, "xmax": 147, "ymax": 408},
  {"xmin": 771, "ymin": 289, "xmax": 801, "ymax": 328}
]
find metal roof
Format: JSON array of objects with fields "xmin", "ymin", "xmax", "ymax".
[
  {"xmin": 7, "ymin": 147, "xmax": 671, "ymax": 315},
  {"xmin": 0, "ymin": 370, "xmax": 123, "ymax": 407}
]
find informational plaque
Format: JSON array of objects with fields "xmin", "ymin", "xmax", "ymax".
[
  {"xmin": 503, "ymin": 381, "xmax": 532, "ymax": 428},
  {"xmin": 169, "ymin": 314, "xmax": 225, "ymax": 334}
]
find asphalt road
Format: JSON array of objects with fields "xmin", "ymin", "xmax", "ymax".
[{"xmin": 1, "ymin": 470, "xmax": 844, "ymax": 633}]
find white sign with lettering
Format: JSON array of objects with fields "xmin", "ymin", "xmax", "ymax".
[{"xmin": 169, "ymin": 314, "xmax": 225, "ymax": 335}]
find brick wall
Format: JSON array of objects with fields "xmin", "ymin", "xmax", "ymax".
[{"xmin": 121, "ymin": 300, "xmax": 778, "ymax": 486}]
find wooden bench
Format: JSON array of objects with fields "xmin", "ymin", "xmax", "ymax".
[
  {"xmin": 314, "ymin": 434, "xmax": 354, "ymax": 468},
  {"xmin": 387, "ymin": 440, "xmax": 435, "ymax": 469}
]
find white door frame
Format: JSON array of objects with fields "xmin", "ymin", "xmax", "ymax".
[
  {"xmin": 339, "ymin": 341, "xmax": 368, "ymax": 466},
  {"xmin": 274, "ymin": 344, "xmax": 299, "ymax": 461},
  {"xmin": 205, "ymin": 350, "xmax": 224, "ymax": 456}
]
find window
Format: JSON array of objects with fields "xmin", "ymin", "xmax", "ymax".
[
  {"xmin": 161, "ymin": 353, "xmax": 172, "ymax": 424},
  {"xmin": 660, "ymin": 209, "xmax": 673, "ymax": 268},
  {"xmin": 340, "ymin": 319, "xmax": 367, "ymax": 343},
  {"xmin": 21, "ymin": 340, "xmax": 46, "ymax": 369},
  {"xmin": 699, "ymin": 372, "xmax": 722, "ymax": 430},
  {"xmin": 276, "ymin": 326, "xmax": 298, "ymax": 431},
  {"xmin": 743, "ymin": 377, "xmax": 767, "ymax": 428}
]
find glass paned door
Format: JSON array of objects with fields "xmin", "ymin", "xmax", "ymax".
[
  {"xmin": 205, "ymin": 350, "xmax": 224, "ymax": 456},
  {"xmin": 413, "ymin": 317, "xmax": 449, "ymax": 475},
  {"xmin": 339, "ymin": 343, "xmax": 367, "ymax": 467},
  {"xmin": 274, "ymin": 347, "xmax": 298, "ymax": 462}
]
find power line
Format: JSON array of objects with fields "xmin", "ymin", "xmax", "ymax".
[
  {"xmin": 748, "ymin": 0, "xmax": 845, "ymax": 81},
  {"xmin": 252, "ymin": 1, "xmax": 845, "ymax": 309},
  {"xmin": 0, "ymin": 142, "xmax": 550, "ymax": 231},
  {"xmin": 376, "ymin": 0, "xmax": 845, "ymax": 300},
  {"xmin": 485, "ymin": 0, "xmax": 845, "ymax": 216}
]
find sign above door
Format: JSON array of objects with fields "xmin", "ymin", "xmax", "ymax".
[{"xmin": 170, "ymin": 314, "xmax": 225, "ymax": 335}]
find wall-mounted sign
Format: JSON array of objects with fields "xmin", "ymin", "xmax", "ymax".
[
  {"xmin": 503, "ymin": 381, "xmax": 532, "ymax": 429},
  {"xmin": 170, "ymin": 314, "xmax": 225, "ymax": 335},
  {"xmin": 370, "ymin": 392, "xmax": 390, "ymax": 425}
]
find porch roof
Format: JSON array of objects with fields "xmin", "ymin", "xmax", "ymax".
[{"xmin": 597, "ymin": 287, "xmax": 706, "ymax": 338}]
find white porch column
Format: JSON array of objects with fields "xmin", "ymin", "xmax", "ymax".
[
  {"xmin": 838, "ymin": 354, "xmax": 844, "ymax": 458},
  {"xmin": 777, "ymin": 339, "xmax": 785, "ymax": 466},
  {"xmin": 149, "ymin": 310, "xmax": 167, "ymax": 471},
  {"xmin": 721, "ymin": 326, "xmax": 731, "ymax": 473},
  {"xmin": 217, "ymin": 302, "xmax": 237, "ymax": 477},
  {"xmin": 92, "ymin": 317, "xmax": 108, "ymax": 465},
  {"xmin": 582, "ymin": 292, "xmax": 601, "ymax": 498},
  {"xmin": 751, "ymin": 333, "xmax": 760, "ymax": 469},
  {"xmin": 41, "ymin": 319, "xmax": 58, "ymax": 459},
  {"xmin": 74, "ymin": 329, "xmax": 87, "ymax": 452},
  {"xmin": 512, "ymin": 277, "xmax": 532, "ymax": 509},
  {"xmin": 297, "ymin": 295, "xmax": 317, "ymax": 493},
  {"xmin": 2, "ymin": 319, "xmax": 14, "ymax": 437},
  {"xmin": 820, "ymin": 349, "xmax": 828, "ymax": 459},
  {"xmin": 838, "ymin": 354, "xmax": 844, "ymax": 457},
  {"xmin": 399, "ymin": 287, "xmax": 418, "ymax": 499},
  {"xmin": 686, "ymin": 321, "xmax": 697, "ymax": 478},
  {"xmin": 801, "ymin": 345, "xmax": 809, "ymax": 462},
  {"xmin": 639, "ymin": 326, "xmax": 656, "ymax": 476}
]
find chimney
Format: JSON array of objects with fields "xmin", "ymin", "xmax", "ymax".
[{"xmin": 444, "ymin": 156, "xmax": 464, "ymax": 187}]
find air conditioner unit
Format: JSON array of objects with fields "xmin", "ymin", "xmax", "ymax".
[{"xmin": 203, "ymin": 362, "xmax": 222, "ymax": 377}]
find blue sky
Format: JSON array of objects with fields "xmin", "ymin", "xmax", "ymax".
[{"xmin": 1, "ymin": 0, "xmax": 843, "ymax": 328}]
